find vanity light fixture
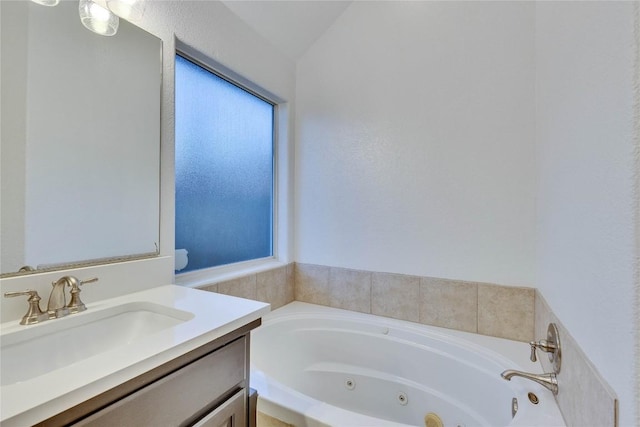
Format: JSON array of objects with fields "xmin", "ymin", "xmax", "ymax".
[
  {"xmin": 30, "ymin": 0, "xmax": 60, "ymax": 6},
  {"xmin": 30, "ymin": 0, "xmax": 145, "ymax": 37},
  {"xmin": 106, "ymin": 0, "xmax": 145, "ymax": 21},
  {"xmin": 79, "ymin": 0, "xmax": 119, "ymax": 36}
]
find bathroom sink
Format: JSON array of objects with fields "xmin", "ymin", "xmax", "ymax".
[{"xmin": 0, "ymin": 302, "xmax": 194, "ymax": 386}]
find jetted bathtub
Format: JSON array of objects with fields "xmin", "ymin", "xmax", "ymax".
[{"xmin": 250, "ymin": 302, "xmax": 566, "ymax": 427}]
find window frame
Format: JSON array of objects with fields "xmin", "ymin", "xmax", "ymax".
[{"xmin": 173, "ymin": 48, "xmax": 286, "ymax": 287}]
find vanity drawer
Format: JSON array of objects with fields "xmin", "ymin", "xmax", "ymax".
[
  {"xmin": 73, "ymin": 337, "xmax": 246, "ymax": 427},
  {"xmin": 192, "ymin": 389, "xmax": 246, "ymax": 427}
]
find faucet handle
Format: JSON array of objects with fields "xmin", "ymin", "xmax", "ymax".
[
  {"xmin": 529, "ymin": 341, "xmax": 538, "ymax": 362},
  {"xmin": 529, "ymin": 338, "xmax": 556, "ymax": 362},
  {"xmin": 4, "ymin": 290, "xmax": 49, "ymax": 325},
  {"xmin": 66, "ymin": 277, "xmax": 99, "ymax": 314},
  {"xmin": 4, "ymin": 289, "xmax": 38, "ymax": 298},
  {"xmin": 67, "ymin": 276, "xmax": 98, "ymax": 290},
  {"xmin": 529, "ymin": 323, "xmax": 562, "ymax": 374},
  {"xmin": 80, "ymin": 277, "xmax": 99, "ymax": 286}
]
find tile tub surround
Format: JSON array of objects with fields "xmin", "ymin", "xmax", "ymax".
[
  {"xmin": 420, "ymin": 277, "xmax": 478, "ymax": 333},
  {"xmin": 535, "ymin": 292, "xmax": 618, "ymax": 427},
  {"xmin": 198, "ymin": 262, "xmax": 534, "ymax": 341},
  {"xmin": 478, "ymin": 284, "xmax": 535, "ymax": 342},
  {"xmin": 197, "ymin": 262, "xmax": 618, "ymax": 425},
  {"xmin": 294, "ymin": 263, "xmax": 536, "ymax": 342},
  {"xmin": 198, "ymin": 264, "xmax": 294, "ymax": 311},
  {"xmin": 371, "ymin": 272, "xmax": 420, "ymax": 322}
]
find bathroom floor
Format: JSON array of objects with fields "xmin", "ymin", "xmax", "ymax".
[{"xmin": 257, "ymin": 412, "xmax": 293, "ymax": 427}]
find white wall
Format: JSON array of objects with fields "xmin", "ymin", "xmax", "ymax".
[
  {"xmin": 295, "ymin": 1, "xmax": 536, "ymax": 286},
  {"xmin": 535, "ymin": 2, "xmax": 639, "ymax": 425},
  {"xmin": 0, "ymin": 0, "xmax": 296, "ymax": 321}
]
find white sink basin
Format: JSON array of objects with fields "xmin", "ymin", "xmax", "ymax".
[{"xmin": 1, "ymin": 302, "xmax": 194, "ymax": 386}]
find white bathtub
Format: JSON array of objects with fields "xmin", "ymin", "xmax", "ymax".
[{"xmin": 250, "ymin": 302, "xmax": 566, "ymax": 427}]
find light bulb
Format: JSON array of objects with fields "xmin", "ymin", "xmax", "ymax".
[
  {"xmin": 30, "ymin": 0, "xmax": 60, "ymax": 6},
  {"xmin": 79, "ymin": 0, "xmax": 119, "ymax": 36},
  {"xmin": 106, "ymin": 0, "xmax": 145, "ymax": 21}
]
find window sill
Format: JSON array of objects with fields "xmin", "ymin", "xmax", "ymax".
[{"xmin": 174, "ymin": 258, "xmax": 290, "ymax": 289}]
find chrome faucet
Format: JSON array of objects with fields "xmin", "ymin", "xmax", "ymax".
[{"xmin": 501, "ymin": 370, "xmax": 558, "ymax": 395}]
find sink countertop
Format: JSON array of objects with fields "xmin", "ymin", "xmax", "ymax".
[{"xmin": 0, "ymin": 285, "xmax": 270, "ymax": 426}]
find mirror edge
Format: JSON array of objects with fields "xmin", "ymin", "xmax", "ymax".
[{"xmin": 0, "ymin": 249, "xmax": 161, "ymax": 279}]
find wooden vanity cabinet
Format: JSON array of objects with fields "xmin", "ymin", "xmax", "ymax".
[{"xmin": 36, "ymin": 319, "xmax": 260, "ymax": 427}]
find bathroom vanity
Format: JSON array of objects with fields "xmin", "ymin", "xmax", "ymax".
[
  {"xmin": 0, "ymin": 3, "xmax": 270, "ymax": 425},
  {"xmin": 0, "ymin": 285, "xmax": 270, "ymax": 427}
]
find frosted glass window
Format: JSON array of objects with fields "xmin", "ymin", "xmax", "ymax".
[{"xmin": 175, "ymin": 54, "xmax": 274, "ymax": 273}]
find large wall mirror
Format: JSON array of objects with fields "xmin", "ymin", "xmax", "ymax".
[{"xmin": 1, "ymin": 1, "xmax": 161, "ymax": 277}]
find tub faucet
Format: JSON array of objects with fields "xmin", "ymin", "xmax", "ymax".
[
  {"xmin": 501, "ymin": 370, "xmax": 558, "ymax": 395},
  {"xmin": 501, "ymin": 323, "xmax": 562, "ymax": 395}
]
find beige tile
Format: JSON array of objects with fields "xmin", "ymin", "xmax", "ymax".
[
  {"xmin": 556, "ymin": 326, "xmax": 617, "ymax": 427},
  {"xmin": 287, "ymin": 262, "xmax": 296, "ymax": 289},
  {"xmin": 285, "ymin": 263, "xmax": 295, "ymax": 304},
  {"xmin": 534, "ymin": 290, "xmax": 552, "ymax": 355},
  {"xmin": 257, "ymin": 267, "xmax": 289, "ymax": 310},
  {"xmin": 419, "ymin": 278, "xmax": 477, "ymax": 333},
  {"xmin": 328, "ymin": 267, "xmax": 371, "ymax": 313},
  {"xmin": 257, "ymin": 412, "xmax": 293, "ymax": 427},
  {"xmin": 535, "ymin": 291, "xmax": 617, "ymax": 427},
  {"xmin": 477, "ymin": 284, "xmax": 534, "ymax": 342},
  {"xmin": 198, "ymin": 283, "xmax": 218, "ymax": 293},
  {"xmin": 217, "ymin": 274, "xmax": 257, "ymax": 300},
  {"xmin": 294, "ymin": 263, "xmax": 330, "ymax": 306},
  {"xmin": 371, "ymin": 272, "xmax": 420, "ymax": 322}
]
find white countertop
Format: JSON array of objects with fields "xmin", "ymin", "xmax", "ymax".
[{"xmin": 0, "ymin": 285, "xmax": 270, "ymax": 426}]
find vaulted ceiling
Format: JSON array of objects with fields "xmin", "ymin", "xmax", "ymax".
[{"xmin": 220, "ymin": 0, "xmax": 352, "ymax": 61}]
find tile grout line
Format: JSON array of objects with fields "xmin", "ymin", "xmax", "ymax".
[{"xmin": 476, "ymin": 283, "xmax": 480, "ymax": 334}]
